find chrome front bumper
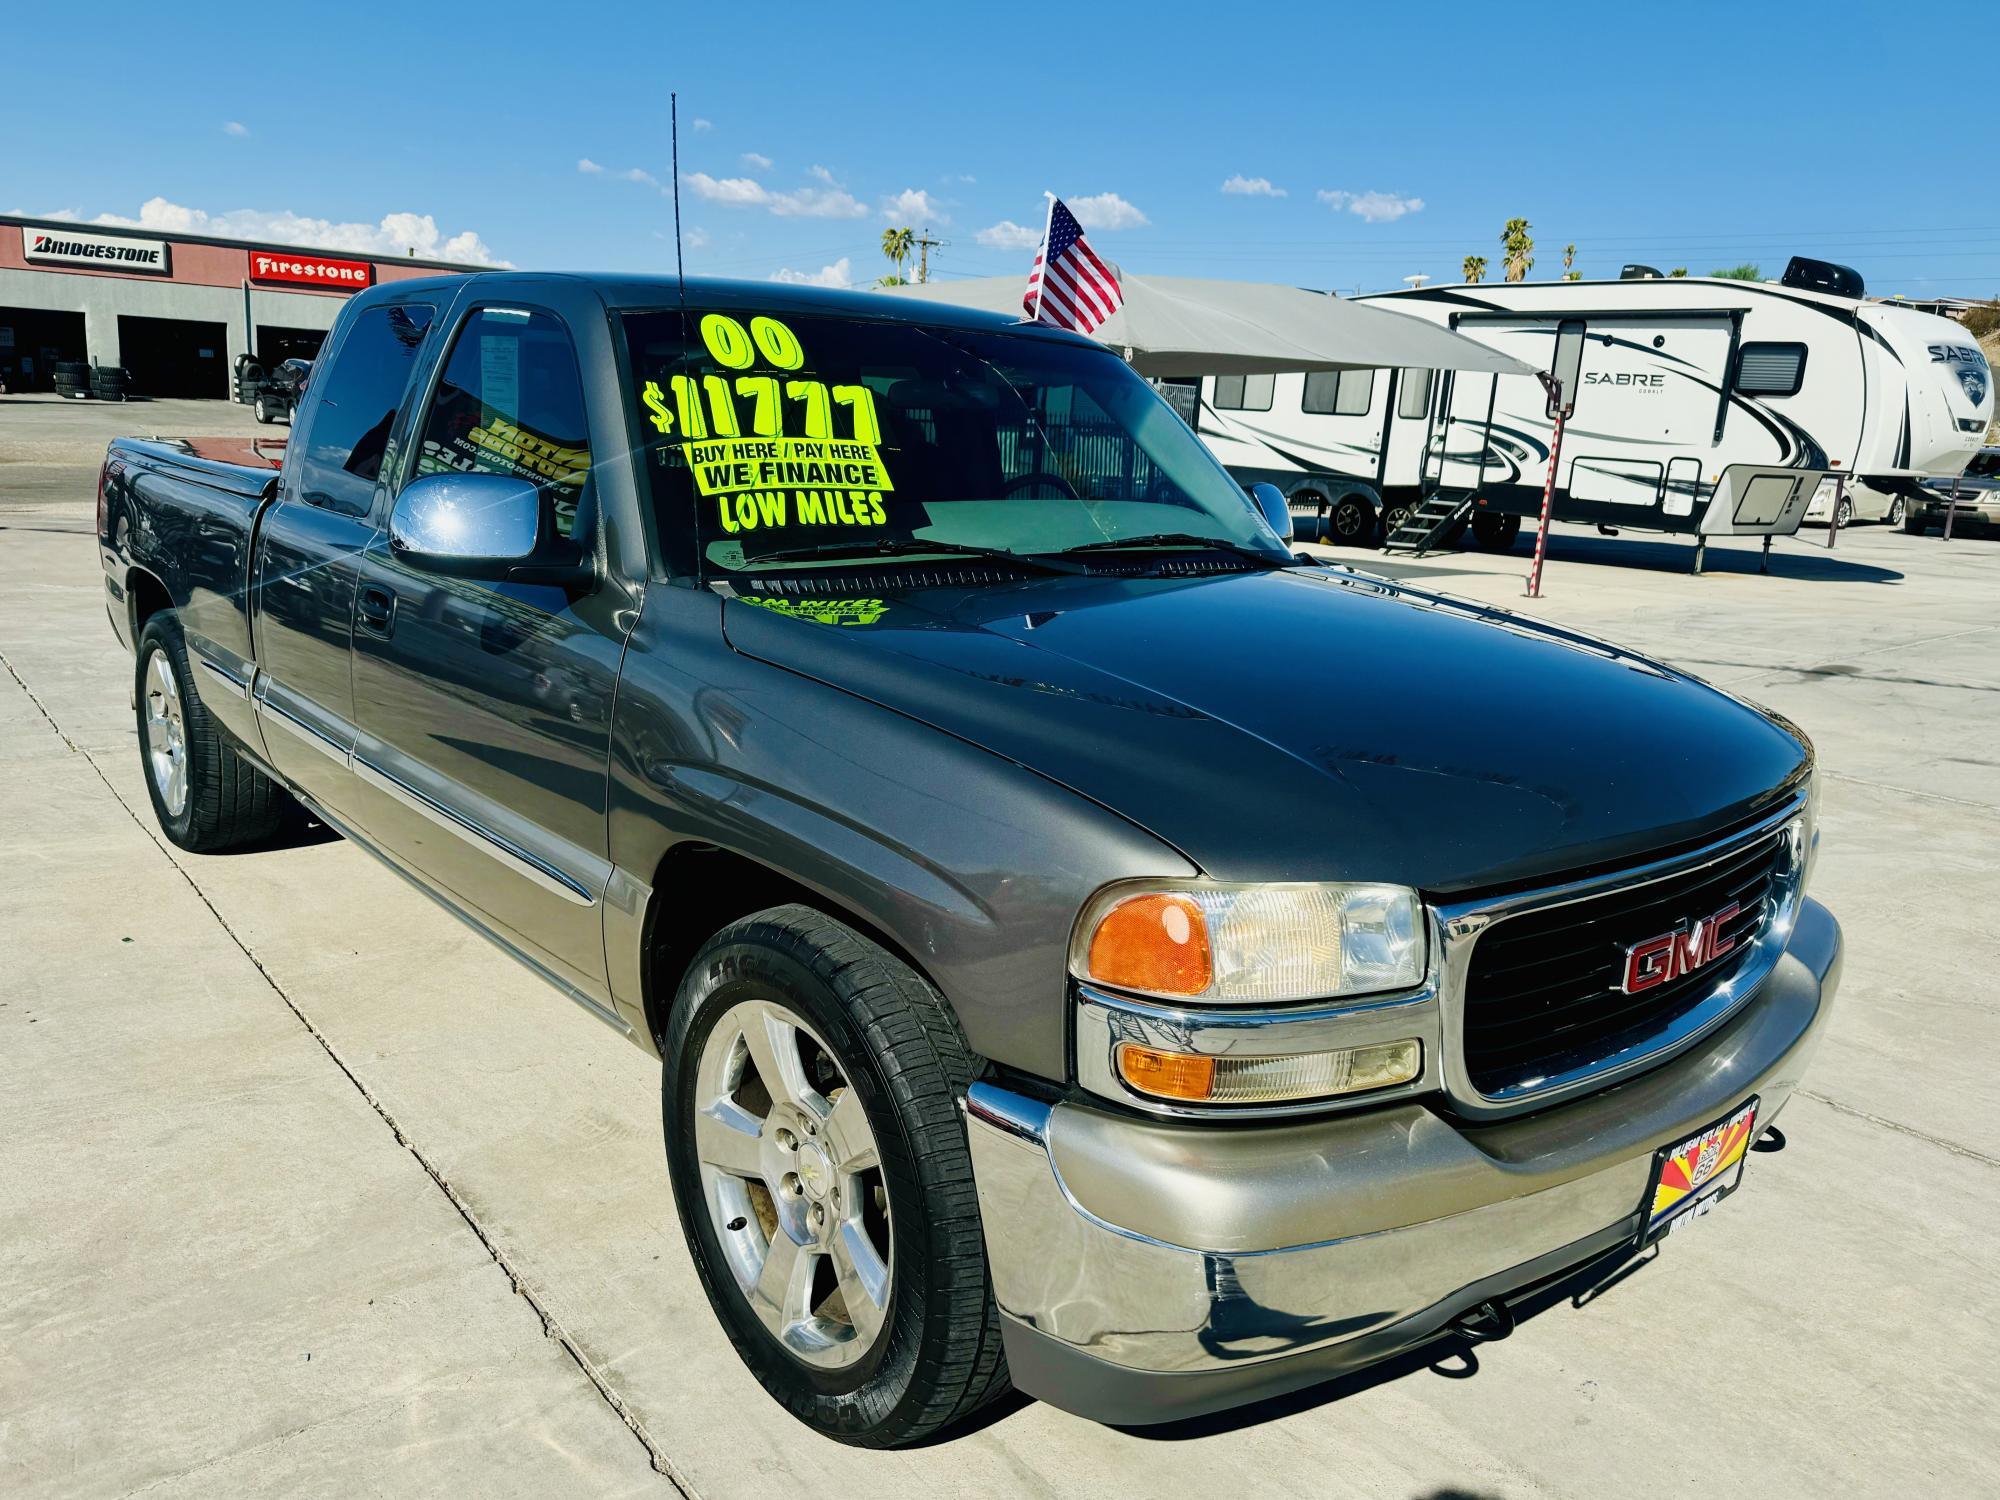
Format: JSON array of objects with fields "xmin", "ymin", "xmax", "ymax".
[{"xmin": 966, "ymin": 897, "xmax": 1842, "ymax": 1426}]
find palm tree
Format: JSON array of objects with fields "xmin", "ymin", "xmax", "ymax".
[
  {"xmin": 1462, "ymin": 254, "xmax": 1487, "ymax": 285},
  {"xmin": 1562, "ymin": 243, "xmax": 1576, "ymax": 274},
  {"xmin": 1710, "ymin": 263, "xmax": 1762, "ymax": 280},
  {"xmin": 881, "ymin": 227, "xmax": 914, "ymax": 284},
  {"xmin": 1501, "ymin": 218, "xmax": 1534, "ymax": 282},
  {"xmin": 1668, "ymin": 267, "xmax": 1688, "ymax": 278}
]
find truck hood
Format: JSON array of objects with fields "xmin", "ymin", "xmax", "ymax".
[{"xmin": 719, "ymin": 566, "xmax": 1809, "ymax": 894}]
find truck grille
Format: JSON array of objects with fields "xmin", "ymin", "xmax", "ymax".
[{"xmin": 1460, "ymin": 828, "xmax": 1791, "ymax": 1099}]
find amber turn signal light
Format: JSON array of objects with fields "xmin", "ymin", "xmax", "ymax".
[
  {"xmin": 1086, "ymin": 892, "xmax": 1213, "ymax": 997},
  {"xmin": 1114, "ymin": 1045, "xmax": 1218, "ymax": 1102}
]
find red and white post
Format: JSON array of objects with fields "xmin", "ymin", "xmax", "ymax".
[{"xmin": 1526, "ymin": 404, "xmax": 1567, "ymax": 599}]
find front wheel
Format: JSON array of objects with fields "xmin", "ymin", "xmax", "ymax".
[
  {"xmin": 661, "ymin": 906, "xmax": 1008, "ymax": 1446},
  {"xmin": 1833, "ymin": 497, "xmax": 1854, "ymax": 529},
  {"xmin": 253, "ymin": 394, "xmax": 271, "ymax": 423},
  {"xmin": 1470, "ymin": 510, "xmax": 1522, "ymax": 551}
]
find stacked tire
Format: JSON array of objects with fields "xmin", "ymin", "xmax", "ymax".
[
  {"xmin": 234, "ymin": 361, "xmax": 264, "ymax": 404},
  {"xmin": 53, "ymin": 360, "xmax": 93, "ymax": 400},
  {"xmin": 90, "ymin": 365, "xmax": 129, "ymax": 402}
]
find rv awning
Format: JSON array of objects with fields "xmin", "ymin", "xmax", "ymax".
[{"xmin": 885, "ymin": 273, "xmax": 1536, "ymax": 378}]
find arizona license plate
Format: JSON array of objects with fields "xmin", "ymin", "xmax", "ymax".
[{"xmin": 1643, "ymin": 1097, "xmax": 1760, "ymax": 1243}]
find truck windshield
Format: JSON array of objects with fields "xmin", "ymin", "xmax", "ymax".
[{"xmin": 621, "ymin": 308, "xmax": 1290, "ymax": 577}]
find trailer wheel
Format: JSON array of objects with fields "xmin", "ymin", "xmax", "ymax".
[
  {"xmin": 1378, "ymin": 499, "xmax": 1415, "ymax": 542},
  {"xmin": 1327, "ymin": 492, "xmax": 1376, "ymax": 546},
  {"xmin": 1471, "ymin": 512, "xmax": 1522, "ymax": 552}
]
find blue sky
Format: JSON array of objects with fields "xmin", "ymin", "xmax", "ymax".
[{"xmin": 4, "ymin": 2, "xmax": 1994, "ymax": 297}]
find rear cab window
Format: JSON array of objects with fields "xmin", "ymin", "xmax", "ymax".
[{"xmin": 293, "ymin": 304, "xmax": 434, "ymax": 515}]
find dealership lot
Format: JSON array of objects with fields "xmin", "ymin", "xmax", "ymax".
[{"xmin": 3, "ymin": 419, "xmax": 1997, "ymax": 1497}]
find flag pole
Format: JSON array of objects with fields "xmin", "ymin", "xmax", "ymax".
[{"xmin": 1025, "ymin": 191, "xmax": 1056, "ymax": 323}]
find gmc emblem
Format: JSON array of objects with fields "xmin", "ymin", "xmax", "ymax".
[{"xmin": 1621, "ymin": 903, "xmax": 1741, "ymax": 994}]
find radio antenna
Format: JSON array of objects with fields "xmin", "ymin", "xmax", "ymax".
[{"xmin": 670, "ymin": 92, "xmax": 687, "ymax": 306}]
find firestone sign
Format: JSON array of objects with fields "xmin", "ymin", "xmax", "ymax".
[
  {"xmin": 248, "ymin": 251, "xmax": 374, "ymax": 290},
  {"xmin": 22, "ymin": 226, "xmax": 170, "ymax": 275}
]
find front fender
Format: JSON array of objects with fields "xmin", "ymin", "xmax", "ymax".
[{"xmin": 605, "ymin": 585, "xmax": 1194, "ymax": 1080}]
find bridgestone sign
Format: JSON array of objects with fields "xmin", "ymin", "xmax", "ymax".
[{"xmin": 22, "ymin": 226, "xmax": 170, "ymax": 275}]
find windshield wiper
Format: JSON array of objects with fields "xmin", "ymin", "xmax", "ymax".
[
  {"xmin": 747, "ymin": 537, "xmax": 1090, "ymax": 575},
  {"xmin": 1053, "ymin": 532, "xmax": 1289, "ymax": 568}
]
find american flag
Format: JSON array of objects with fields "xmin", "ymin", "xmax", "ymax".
[{"xmin": 1023, "ymin": 197, "xmax": 1123, "ymax": 334}]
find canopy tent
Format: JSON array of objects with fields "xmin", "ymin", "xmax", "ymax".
[{"xmin": 886, "ymin": 273, "xmax": 1536, "ymax": 378}]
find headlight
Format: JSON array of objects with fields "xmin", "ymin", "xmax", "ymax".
[{"xmin": 1072, "ymin": 882, "xmax": 1425, "ymax": 1004}]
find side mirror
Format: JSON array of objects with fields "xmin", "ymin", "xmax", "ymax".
[
  {"xmin": 1248, "ymin": 481, "xmax": 1294, "ymax": 543},
  {"xmin": 389, "ymin": 471, "xmax": 584, "ymax": 582}
]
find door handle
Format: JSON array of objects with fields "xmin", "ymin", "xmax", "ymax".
[{"xmin": 357, "ymin": 585, "xmax": 397, "ymax": 637}]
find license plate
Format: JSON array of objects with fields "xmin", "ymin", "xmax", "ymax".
[{"xmin": 1643, "ymin": 1097, "xmax": 1760, "ymax": 1243}]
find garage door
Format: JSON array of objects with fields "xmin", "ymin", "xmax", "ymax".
[
  {"xmin": 0, "ymin": 307, "xmax": 86, "ymax": 393},
  {"xmin": 119, "ymin": 315, "xmax": 228, "ymax": 399}
]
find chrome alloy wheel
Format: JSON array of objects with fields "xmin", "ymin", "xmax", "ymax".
[
  {"xmin": 693, "ymin": 999, "xmax": 893, "ymax": 1369},
  {"xmin": 143, "ymin": 650, "xmax": 189, "ymax": 818}
]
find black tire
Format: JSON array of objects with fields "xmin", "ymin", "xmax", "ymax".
[
  {"xmin": 1470, "ymin": 510, "xmax": 1522, "ymax": 551},
  {"xmin": 661, "ymin": 905, "xmax": 1007, "ymax": 1447},
  {"xmin": 1378, "ymin": 499, "xmax": 1415, "ymax": 542},
  {"xmin": 54, "ymin": 360, "xmax": 90, "ymax": 380},
  {"xmin": 1326, "ymin": 491, "xmax": 1377, "ymax": 546},
  {"xmin": 1833, "ymin": 497, "xmax": 1853, "ymax": 529},
  {"xmin": 253, "ymin": 394, "xmax": 272, "ymax": 424},
  {"xmin": 1903, "ymin": 509, "xmax": 1929, "ymax": 535},
  {"xmin": 1881, "ymin": 495, "xmax": 1905, "ymax": 528},
  {"xmin": 135, "ymin": 613, "xmax": 289, "ymax": 852}
]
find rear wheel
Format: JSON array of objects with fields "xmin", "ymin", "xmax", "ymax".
[
  {"xmin": 253, "ymin": 394, "xmax": 271, "ymax": 424},
  {"xmin": 1327, "ymin": 491, "xmax": 1376, "ymax": 546},
  {"xmin": 136, "ymin": 613, "xmax": 288, "ymax": 851},
  {"xmin": 1882, "ymin": 495, "xmax": 1905, "ymax": 527},
  {"xmin": 662, "ymin": 906, "xmax": 1007, "ymax": 1447},
  {"xmin": 1903, "ymin": 508, "xmax": 1928, "ymax": 535},
  {"xmin": 1832, "ymin": 496, "xmax": 1854, "ymax": 529},
  {"xmin": 1378, "ymin": 498, "xmax": 1416, "ymax": 543}
]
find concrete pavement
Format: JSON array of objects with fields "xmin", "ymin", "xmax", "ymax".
[{"xmin": 2, "ymin": 441, "xmax": 1996, "ymax": 1497}]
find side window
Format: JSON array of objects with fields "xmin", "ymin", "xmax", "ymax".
[
  {"xmin": 1397, "ymin": 367, "xmax": 1434, "ymax": 419},
  {"xmin": 296, "ymin": 303, "xmax": 434, "ymax": 516},
  {"xmin": 1212, "ymin": 373, "xmax": 1274, "ymax": 412},
  {"xmin": 413, "ymin": 307, "xmax": 593, "ymax": 539},
  {"xmin": 1735, "ymin": 342, "xmax": 1807, "ymax": 397},
  {"xmin": 1302, "ymin": 368, "xmax": 1374, "ymax": 416}
]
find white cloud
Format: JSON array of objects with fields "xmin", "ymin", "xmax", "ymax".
[
  {"xmin": 975, "ymin": 219, "xmax": 1041, "ymax": 250},
  {"xmin": 1067, "ymin": 192, "xmax": 1148, "ymax": 230},
  {"xmin": 686, "ymin": 226, "xmax": 712, "ymax": 251},
  {"xmin": 808, "ymin": 164, "xmax": 840, "ymax": 186},
  {"xmin": 692, "ymin": 117, "xmax": 714, "ymax": 132},
  {"xmin": 741, "ymin": 151, "xmax": 773, "ymax": 170},
  {"xmin": 1317, "ymin": 189, "xmax": 1425, "ymax": 223},
  {"xmin": 81, "ymin": 196, "xmax": 510, "ymax": 266},
  {"xmin": 1221, "ymin": 175, "xmax": 1285, "ymax": 197},
  {"xmin": 622, "ymin": 167, "xmax": 660, "ymax": 188},
  {"xmin": 683, "ymin": 172, "xmax": 867, "ymax": 219},
  {"xmin": 577, "ymin": 157, "xmax": 605, "ymax": 174},
  {"xmin": 953, "ymin": 173, "xmax": 976, "ymax": 184},
  {"xmin": 223, "ymin": 121, "xmax": 251, "ymax": 139},
  {"xmin": 770, "ymin": 256, "xmax": 853, "ymax": 288},
  {"xmin": 882, "ymin": 188, "xmax": 947, "ymax": 226}
]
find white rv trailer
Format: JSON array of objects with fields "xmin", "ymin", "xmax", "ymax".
[{"xmin": 1186, "ymin": 258, "xmax": 1993, "ymax": 551}]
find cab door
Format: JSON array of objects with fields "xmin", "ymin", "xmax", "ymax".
[
  {"xmin": 346, "ymin": 292, "xmax": 629, "ymax": 996},
  {"xmin": 251, "ymin": 299, "xmax": 437, "ymax": 818}
]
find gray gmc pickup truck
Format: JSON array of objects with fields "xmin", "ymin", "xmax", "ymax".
[{"xmin": 98, "ymin": 273, "xmax": 1841, "ymax": 1446}]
